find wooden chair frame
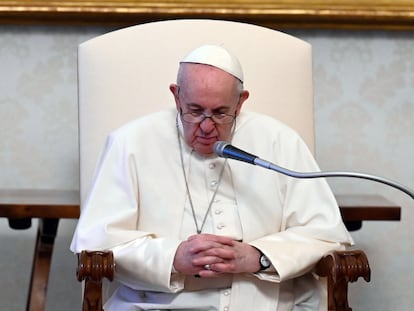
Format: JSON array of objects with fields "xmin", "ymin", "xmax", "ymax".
[{"xmin": 77, "ymin": 249, "xmax": 370, "ymax": 311}]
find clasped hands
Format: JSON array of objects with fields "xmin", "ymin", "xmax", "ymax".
[{"xmin": 173, "ymin": 233, "xmax": 261, "ymax": 277}]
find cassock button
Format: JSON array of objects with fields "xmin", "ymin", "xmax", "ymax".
[
  {"xmin": 209, "ymin": 163, "xmax": 216, "ymax": 169},
  {"xmin": 217, "ymin": 223, "xmax": 225, "ymax": 230},
  {"xmin": 210, "ymin": 180, "xmax": 218, "ymax": 187}
]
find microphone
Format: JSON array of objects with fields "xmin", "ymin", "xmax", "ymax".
[
  {"xmin": 214, "ymin": 141, "xmax": 414, "ymax": 200},
  {"xmin": 214, "ymin": 141, "xmax": 257, "ymax": 164}
]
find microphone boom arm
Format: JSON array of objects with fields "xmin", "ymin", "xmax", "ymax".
[
  {"xmin": 214, "ymin": 140, "xmax": 414, "ymax": 200},
  {"xmin": 254, "ymin": 158, "xmax": 414, "ymax": 200}
]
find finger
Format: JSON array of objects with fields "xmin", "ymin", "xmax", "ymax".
[
  {"xmin": 192, "ymin": 254, "xmax": 225, "ymax": 267},
  {"xmin": 189, "ymin": 240, "xmax": 234, "ymax": 255},
  {"xmin": 197, "ymin": 268, "xmax": 223, "ymax": 278},
  {"xmin": 188, "ymin": 234, "xmax": 235, "ymax": 245},
  {"xmin": 197, "ymin": 247, "xmax": 235, "ymax": 259},
  {"xmin": 209, "ymin": 262, "xmax": 236, "ymax": 273}
]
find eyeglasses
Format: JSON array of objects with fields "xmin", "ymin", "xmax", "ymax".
[{"xmin": 180, "ymin": 109, "xmax": 235, "ymax": 124}]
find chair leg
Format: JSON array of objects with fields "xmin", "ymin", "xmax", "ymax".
[{"xmin": 26, "ymin": 218, "xmax": 59, "ymax": 311}]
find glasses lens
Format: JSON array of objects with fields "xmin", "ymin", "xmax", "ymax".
[
  {"xmin": 212, "ymin": 115, "xmax": 234, "ymax": 124},
  {"xmin": 182, "ymin": 113, "xmax": 234, "ymax": 124},
  {"xmin": 181, "ymin": 113, "xmax": 202, "ymax": 123}
]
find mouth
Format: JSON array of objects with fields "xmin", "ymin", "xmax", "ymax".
[{"xmin": 196, "ymin": 136, "xmax": 217, "ymax": 145}]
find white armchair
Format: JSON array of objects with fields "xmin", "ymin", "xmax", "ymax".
[{"xmin": 75, "ymin": 19, "xmax": 370, "ymax": 311}]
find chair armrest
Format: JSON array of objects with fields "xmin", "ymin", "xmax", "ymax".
[
  {"xmin": 315, "ymin": 249, "xmax": 371, "ymax": 311},
  {"xmin": 76, "ymin": 249, "xmax": 371, "ymax": 311},
  {"xmin": 76, "ymin": 250, "xmax": 115, "ymax": 311}
]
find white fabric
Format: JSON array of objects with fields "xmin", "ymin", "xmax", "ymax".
[
  {"xmin": 71, "ymin": 108, "xmax": 353, "ymax": 310},
  {"xmin": 176, "ymin": 136, "xmax": 242, "ymax": 241},
  {"xmin": 180, "ymin": 44, "xmax": 244, "ymax": 82}
]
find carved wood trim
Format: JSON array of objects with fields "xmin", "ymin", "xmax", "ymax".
[
  {"xmin": 315, "ymin": 250, "xmax": 371, "ymax": 311},
  {"xmin": 2, "ymin": 1, "xmax": 414, "ymax": 30},
  {"xmin": 77, "ymin": 250, "xmax": 115, "ymax": 311}
]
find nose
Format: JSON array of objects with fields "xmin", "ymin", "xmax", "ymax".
[{"xmin": 199, "ymin": 116, "xmax": 215, "ymax": 133}]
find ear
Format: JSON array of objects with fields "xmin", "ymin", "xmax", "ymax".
[
  {"xmin": 235, "ymin": 90, "xmax": 250, "ymax": 116},
  {"xmin": 169, "ymin": 83, "xmax": 180, "ymax": 110}
]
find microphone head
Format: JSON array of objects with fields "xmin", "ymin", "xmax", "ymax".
[
  {"xmin": 214, "ymin": 141, "xmax": 230, "ymax": 157},
  {"xmin": 214, "ymin": 141, "xmax": 257, "ymax": 164}
]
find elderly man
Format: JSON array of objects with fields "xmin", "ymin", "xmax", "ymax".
[{"xmin": 71, "ymin": 45, "xmax": 352, "ymax": 310}]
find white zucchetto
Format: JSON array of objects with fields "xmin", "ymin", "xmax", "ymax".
[{"xmin": 180, "ymin": 45, "xmax": 244, "ymax": 82}]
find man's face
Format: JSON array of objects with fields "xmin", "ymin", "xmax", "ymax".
[{"xmin": 170, "ymin": 64, "xmax": 249, "ymax": 156}]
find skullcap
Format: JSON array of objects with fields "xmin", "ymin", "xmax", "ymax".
[{"xmin": 180, "ymin": 45, "xmax": 244, "ymax": 82}]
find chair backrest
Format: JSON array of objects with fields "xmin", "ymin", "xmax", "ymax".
[{"xmin": 78, "ymin": 19, "xmax": 314, "ymax": 202}]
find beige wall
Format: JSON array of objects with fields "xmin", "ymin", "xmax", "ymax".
[{"xmin": 0, "ymin": 26, "xmax": 413, "ymax": 310}]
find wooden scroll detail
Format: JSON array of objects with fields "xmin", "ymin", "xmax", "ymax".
[
  {"xmin": 76, "ymin": 250, "xmax": 115, "ymax": 311},
  {"xmin": 315, "ymin": 250, "xmax": 371, "ymax": 311}
]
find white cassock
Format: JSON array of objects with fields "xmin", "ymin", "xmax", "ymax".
[{"xmin": 71, "ymin": 108, "xmax": 353, "ymax": 311}]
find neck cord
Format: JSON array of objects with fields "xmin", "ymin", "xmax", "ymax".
[{"xmin": 176, "ymin": 115, "xmax": 229, "ymax": 234}]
